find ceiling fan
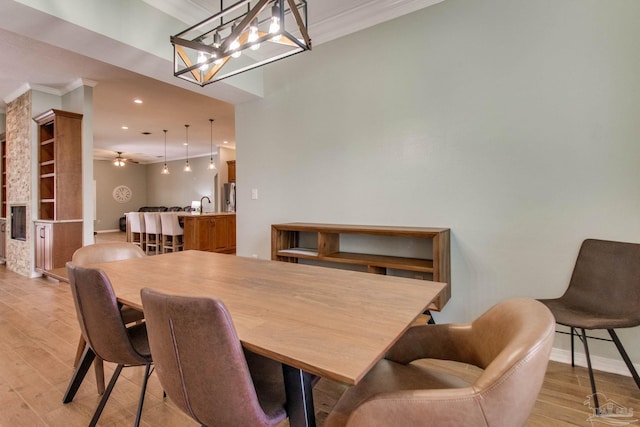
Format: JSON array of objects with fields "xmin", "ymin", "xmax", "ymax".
[{"xmin": 113, "ymin": 151, "xmax": 139, "ymax": 167}]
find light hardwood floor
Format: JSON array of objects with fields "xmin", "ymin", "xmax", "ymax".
[{"xmin": 1, "ymin": 240, "xmax": 639, "ymax": 425}]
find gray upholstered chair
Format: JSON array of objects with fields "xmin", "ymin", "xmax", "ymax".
[
  {"xmin": 65, "ymin": 264, "xmax": 152, "ymax": 427},
  {"xmin": 324, "ymin": 298, "xmax": 555, "ymax": 427},
  {"xmin": 140, "ymin": 288, "xmax": 287, "ymax": 427},
  {"xmin": 71, "ymin": 242, "xmax": 146, "ymax": 395},
  {"xmin": 538, "ymin": 239, "xmax": 640, "ymax": 408}
]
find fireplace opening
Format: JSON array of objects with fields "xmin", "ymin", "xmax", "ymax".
[{"xmin": 11, "ymin": 205, "xmax": 26, "ymax": 241}]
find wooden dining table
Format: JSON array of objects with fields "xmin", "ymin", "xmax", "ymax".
[{"xmin": 64, "ymin": 250, "xmax": 446, "ymax": 427}]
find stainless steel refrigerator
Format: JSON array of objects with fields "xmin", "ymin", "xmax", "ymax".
[{"xmin": 223, "ymin": 182, "xmax": 236, "ymax": 212}]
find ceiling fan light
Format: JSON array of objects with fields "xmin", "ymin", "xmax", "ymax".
[{"xmin": 113, "ymin": 152, "xmax": 126, "ymax": 167}]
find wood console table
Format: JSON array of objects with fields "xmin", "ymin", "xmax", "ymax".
[{"xmin": 271, "ymin": 223, "xmax": 451, "ymax": 311}]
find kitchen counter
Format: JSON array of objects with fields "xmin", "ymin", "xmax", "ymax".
[
  {"xmin": 182, "ymin": 213, "xmax": 236, "ymax": 254},
  {"xmin": 177, "ymin": 212, "xmax": 236, "ymax": 217}
]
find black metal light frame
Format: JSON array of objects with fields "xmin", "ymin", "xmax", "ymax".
[{"xmin": 171, "ymin": 0, "xmax": 311, "ymax": 86}]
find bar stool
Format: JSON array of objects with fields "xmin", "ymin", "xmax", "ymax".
[
  {"xmin": 160, "ymin": 213, "xmax": 184, "ymax": 253},
  {"xmin": 129, "ymin": 212, "xmax": 145, "ymax": 249},
  {"xmin": 143, "ymin": 212, "xmax": 162, "ymax": 255}
]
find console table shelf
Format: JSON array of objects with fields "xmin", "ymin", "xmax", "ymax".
[{"xmin": 272, "ymin": 223, "xmax": 451, "ymax": 311}]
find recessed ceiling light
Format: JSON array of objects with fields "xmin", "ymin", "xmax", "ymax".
[
  {"xmin": 134, "ymin": 99, "xmax": 143, "ymax": 104},
  {"xmin": 121, "ymin": 126, "xmax": 129, "ymax": 130},
  {"xmin": 141, "ymin": 131, "xmax": 151, "ymax": 135},
  {"xmin": 223, "ymin": 140, "xmax": 228, "ymax": 144}
]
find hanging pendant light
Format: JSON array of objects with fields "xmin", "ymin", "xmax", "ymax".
[
  {"xmin": 161, "ymin": 129, "xmax": 170, "ymax": 175},
  {"xmin": 184, "ymin": 124, "xmax": 192, "ymax": 172},
  {"xmin": 208, "ymin": 118, "xmax": 217, "ymax": 171},
  {"xmin": 171, "ymin": 0, "xmax": 311, "ymax": 86}
]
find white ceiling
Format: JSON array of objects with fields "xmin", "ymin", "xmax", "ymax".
[{"xmin": 0, "ymin": 0, "xmax": 444, "ymax": 163}]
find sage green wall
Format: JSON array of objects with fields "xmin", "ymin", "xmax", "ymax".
[
  {"xmin": 94, "ymin": 160, "xmax": 147, "ymax": 231},
  {"xmin": 94, "ymin": 155, "xmax": 231, "ymax": 230},
  {"xmin": 236, "ymin": 0, "xmax": 640, "ymax": 367},
  {"xmin": 146, "ymin": 156, "xmax": 217, "ymax": 212}
]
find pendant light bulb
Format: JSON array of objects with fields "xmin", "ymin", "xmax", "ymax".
[
  {"xmin": 213, "ymin": 32, "xmax": 223, "ymax": 64},
  {"xmin": 269, "ymin": 3, "xmax": 281, "ymax": 41},
  {"xmin": 197, "ymin": 51, "xmax": 209, "ymax": 71},
  {"xmin": 161, "ymin": 129, "xmax": 170, "ymax": 175},
  {"xmin": 208, "ymin": 118, "xmax": 217, "ymax": 170},
  {"xmin": 230, "ymin": 24, "xmax": 242, "ymax": 58},
  {"xmin": 249, "ymin": 18, "xmax": 260, "ymax": 50},
  {"xmin": 184, "ymin": 124, "xmax": 192, "ymax": 172}
]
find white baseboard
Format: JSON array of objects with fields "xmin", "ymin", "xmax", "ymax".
[
  {"xmin": 96, "ymin": 229, "xmax": 121, "ymax": 233},
  {"xmin": 550, "ymin": 347, "xmax": 640, "ymax": 377}
]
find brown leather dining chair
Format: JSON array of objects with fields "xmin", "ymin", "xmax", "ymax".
[
  {"xmin": 64, "ymin": 264, "xmax": 152, "ymax": 427},
  {"xmin": 538, "ymin": 238, "xmax": 640, "ymax": 408},
  {"xmin": 140, "ymin": 288, "xmax": 288, "ymax": 427},
  {"xmin": 324, "ymin": 298, "xmax": 555, "ymax": 427},
  {"xmin": 71, "ymin": 242, "xmax": 146, "ymax": 395}
]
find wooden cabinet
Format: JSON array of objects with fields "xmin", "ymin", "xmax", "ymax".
[
  {"xmin": 183, "ymin": 214, "xmax": 236, "ymax": 254},
  {"xmin": 33, "ymin": 109, "xmax": 83, "ymax": 221},
  {"xmin": 34, "ymin": 221, "xmax": 83, "ymax": 272},
  {"xmin": 33, "ymin": 109, "xmax": 83, "ymax": 273},
  {"xmin": 0, "ymin": 219, "xmax": 5, "ymax": 263},
  {"xmin": 227, "ymin": 160, "xmax": 236, "ymax": 182},
  {"xmin": 271, "ymin": 223, "xmax": 451, "ymax": 311}
]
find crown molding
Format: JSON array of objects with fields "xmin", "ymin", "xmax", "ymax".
[
  {"xmin": 66, "ymin": 78, "xmax": 98, "ymax": 93},
  {"xmin": 3, "ymin": 83, "xmax": 31, "ymax": 105},
  {"xmin": 310, "ymin": 0, "xmax": 446, "ymax": 45}
]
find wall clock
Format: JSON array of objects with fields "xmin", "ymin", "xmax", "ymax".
[{"xmin": 112, "ymin": 185, "xmax": 132, "ymax": 203}]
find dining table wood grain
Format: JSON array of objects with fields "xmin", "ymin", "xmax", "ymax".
[{"xmin": 79, "ymin": 249, "xmax": 446, "ymax": 427}]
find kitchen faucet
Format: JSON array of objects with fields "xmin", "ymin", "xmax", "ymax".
[{"xmin": 200, "ymin": 196, "xmax": 211, "ymax": 213}]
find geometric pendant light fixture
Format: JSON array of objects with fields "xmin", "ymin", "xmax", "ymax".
[{"xmin": 171, "ymin": 0, "xmax": 311, "ymax": 86}]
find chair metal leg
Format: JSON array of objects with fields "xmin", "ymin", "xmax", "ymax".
[
  {"xmin": 63, "ymin": 345, "xmax": 96, "ymax": 403},
  {"xmin": 580, "ymin": 328, "xmax": 599, "ymax": 411},
  {"xmin": 134, "ymin": 363, "xmax": 152, "ymax": 427},
  {"xmin": 570, "ymin": 327, "xmax": 575, "ymax": 367},
  {"xmin": 608, "ymin": 329, "xmax": 640, "ymax": 391},
  {"xmin": 89, "ymin": 364, "xmax": 123, "ymax": 427}
]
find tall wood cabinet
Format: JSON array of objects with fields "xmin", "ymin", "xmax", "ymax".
[
  {"xmin": 272, "ymin": 223, "xmax": 451, "ymax": 311},
  {"xmin": 33, "ymin": 109, "xmax": 83, "ymax": 272},
  {"xmin": 227, "ymin": 160, "xmax": 236, "ymax": 182}
]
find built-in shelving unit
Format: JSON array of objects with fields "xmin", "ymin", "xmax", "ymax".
[
  {"xmin": 271, "ymin": 223, "xmax": 451, "ymax": 311},
  {"xmin": 34, "ymin": 109, "xmax": 83, "ymax": 221},
  {"xmin": 33, "ymin": 109, "xmax": 83, "ymax": 272}
]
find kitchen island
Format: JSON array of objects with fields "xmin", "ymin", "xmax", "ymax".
[{"xmin": 182, "ymin": 212, "xmax": 236, "ymax": 254}]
